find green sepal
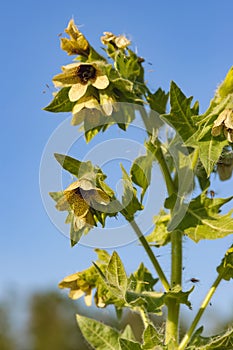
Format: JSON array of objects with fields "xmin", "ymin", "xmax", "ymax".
[
  {"xmin": 43, "ymin": 87, "xmax": 75, "ymax": 113},
  {"xmin": 54, "ymin": 153, "xmax": 93, "ymax": 178}
]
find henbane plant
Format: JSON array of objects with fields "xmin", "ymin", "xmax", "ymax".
[{"xmin": 42, "ymin": 19, "xmax": 233, "ymax": 349}]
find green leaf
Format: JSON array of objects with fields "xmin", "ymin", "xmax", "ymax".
[
  {"xmin": 115, "ymin": 51, "xmax": 141, "ymax": 81},
  {"xmin": 130, "ymin": 154, "xmax": 153, "ymax": 200},
  {"xmin": 162, "ymin": 81, "xmax": 198, "ymax": 142},
  {"xmin": 54, "ymin": 153, "xmax": 93, "ymax": 177},
  {"xmin": 126, "ymin": 290, "xmax": 164, "ymax": 314},
  {"xmin": 76, "ymin": 314, "xmax": 121, "ymax": 350},
  {"xmin": 94, "ymin": 248, "xmax": 111, "ymax": 264},
  {"xmin": 196, "ymin": 133, "xmax": 228, "ymax": 177},
  {"xmin": 43, "ymin": 87, "xmax": 75, "ymax": 112},
  {"xmin": 217, "ymin": 245, "xmax": 233, "ymax": 281},
  {"xmin": 194, "ymin": 160, "xmax": 210, "ymax": 191},
  {"xmin": 121, "ymin": 325, "xmax": 136, "ymax": 342},
  {"xmin": 164, "ymin": 286, "xmax": 193, "ymax": 310},
  {"xmin": 142, "ymin": 324, "xmax": 161, "ymax": 349},
  {"xmin": 146, "ymin": 210, "xmax": 171, "ymax": 247},
  {"xmin": 120, "ymin": 338, "xmax": 142, "ymax": 350},
  {"xmin": 185, "ymin": 94, "xmax": 232, "ymax": 176},
  {"xmin": 111, "ymin": 78, "xmax": 134, "ymax": 93},
  {"xmin": 106, "ymin": 251, "xmax": 128, "ymax": 299},
  {"xmin": 175, "ymin": 193, "xmax": 233, "ymax": 242},
  {"xmin": 120, "ymin": 165, "xmax": 143, "ymax": 221},
  {"xmin": 130, "ymin": 263, "xmax": 158, "ymax": 292},
  {"xmin": 188, "ymin": 326, "xmax": 233, "ymax": 349},
  {"xmin": 49, "ymin": 191, "xmax": 64, "ymax": 202},
  {"xmin": 147, "ymin": 88, "xmax": 169, "ymax": 114}
]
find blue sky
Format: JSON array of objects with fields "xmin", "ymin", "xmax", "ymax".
[{"xmin": 1, "ymin": 0, "xmax": 233, "ymax": 334}]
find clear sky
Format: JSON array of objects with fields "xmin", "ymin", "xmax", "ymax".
[{"xmin": 1, "ymin": 0, "xmax": 233, "ymax": 335}]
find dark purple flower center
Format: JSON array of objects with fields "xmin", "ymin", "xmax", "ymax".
[{"xmin": 76, "ymin": 65, "xmax": 96, "ymax": 84}]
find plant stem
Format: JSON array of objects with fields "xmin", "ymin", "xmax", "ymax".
[
  {"xmin": 165, "ymin": 230, "xmax": 183, "ymax": 347},
  {"xmin": 178, "ymin": 271, "xmax": 226, "ymax": 350},
  {"xmin": 130, "ymin": 220, "xmax": 170, "ymax": 292},
  {"xmin": 191, "ymin": 149, "xmax": 199, "ymax": 171},
  {"xmin": 155, "ymin": 145, "xmax": 175, "ymax": 196},
  {"xmin": 139, "ymin": 107, "xmax": 175, "ymax": 196}
]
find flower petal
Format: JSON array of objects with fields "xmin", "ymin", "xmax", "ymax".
[
  {"xmin": 224, "ymin": 109, "xmax": 233, "ymax": 129},
  {"xmin": 102, "ymin": 102, "xmax": 113, "ymax": 116},
  {"xmin": 73, "ymin": 216, "xmax": 86, "ymax": 230},
  {"xmin": 92, "ymin": 75, "xmax": 109, "ymax": 89},
  {"xmin": 72, "ymin": 101, "xmax": 86, "ymax": 114},
  {"xmin": 224, "ymin": 128, "xmax": 233, "ymax": 143},
  {"xmin": 78, "ymin": 179, "xmax": 95, "ymax": 191},
  {"xmin": 65, "ymin": 181, "xmax": 81, "ymax": 192},
  {"xmin": 55, "ymin": 195, "xmax": 70, "ymax": 211},
  {"xmin": 91, "ymin": 189, "xmax": 110, "ymax": 205},
  {"xmin": 69, "ymin": 289, "xmax": 84, "ymax": 300},
  {"xmin": 69, "ymin": 83, "xmax": 88, "ymax": 101},
  {"xmin": 62, "ymin": 62, "xmax": 81, "ymax": 71},
  {"xmin": 211, "ymin": 124, "xmax": 223, "ymax": 136}
]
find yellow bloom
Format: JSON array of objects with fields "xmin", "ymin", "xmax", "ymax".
[
  {"xmin": 71, "ymin": 95, "xmax": 102, "ymax": 126},
  {"xmin": 60, "ymin": 19, "xmax": 90, "ymax": 56},
  {"xmin": 99, "ymin": 92, "xmax": 116, "ymax": 116},
  {"xmin": 101, "ymin": 31, "xmax": 131, "ymax": 49},
  {"xmin": 56, "ymin": 178, "xmax": 110, "ymax": 230},
  {"xmin": 53, "ymin": 62, "xmax": 109, "ymax": 102},
  {"xmin": 59, "ymin": 271, "xmax": 92, "ymax": 305},
  {"xmin": 72, "ymin": 95, "xmax": 101, "ymax": 114},
  {"xmin": 211, "ymin": 109, "xmax": 233, "ymax": 142}
]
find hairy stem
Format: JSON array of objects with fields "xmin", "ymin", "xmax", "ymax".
[
  {"xmin": 165, "ymin": 231, "xmax": 183, "ymax": 347},
  {"xmin": 130, "ymin": 220, "xmax": 170, "ymax": 292},
  {"xmin": 139, "ymin": 107, "xmax": 175, "ymax": 196},
  {"xmin": 178, "ymin": 271, "xmax": 226, "ymax": 350}
]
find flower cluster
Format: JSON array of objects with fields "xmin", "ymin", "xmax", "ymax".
[
  {"xmin": 101, "ymin": 31, "xmax": 131, "ymax": 49},
  {"xmin": 45, "ymin": 18, "xmax": 145, "ymax": 134}
]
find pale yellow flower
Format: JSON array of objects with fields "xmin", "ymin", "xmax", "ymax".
[
  {"xmin": 72, "ymin": 95, "xmax": 101, "ymax": 114},
  {"xmin": 56, "ymin": 178, "xmax": 110, "ymax": 230},
  {"xmin": 53, "ymin": 62, "xmax": 109, "ymax": 102},
  {"xmin": 60, "ymin": 19, "xmax": 90, "ymax": 56},
  {"xmin": 99, "ymin": 92, "xmax": 116, "ymax": 116},
  {"xmin": 101, "ymin": 31, "xmax": 131, "ymax": 49},
  {"xmin": 59, "ymin": 271, "xmax": 92, "ymax": 305},
  {"xmin": 211, "ymin": 109, "xmax": 233, "ymax": 142}
]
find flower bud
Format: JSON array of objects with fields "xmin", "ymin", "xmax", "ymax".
[{"xmin": 60, "ymin": 19, "xmax": 90, "ymax": 56}]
